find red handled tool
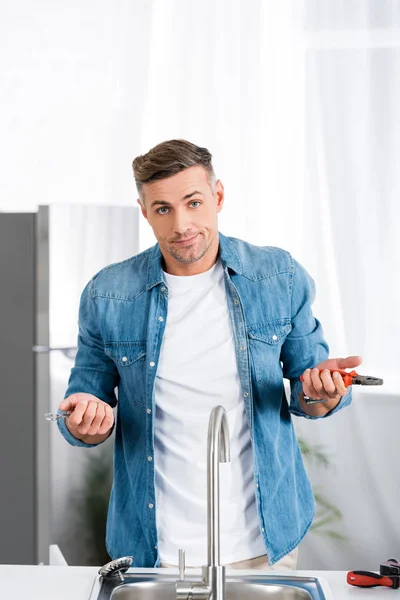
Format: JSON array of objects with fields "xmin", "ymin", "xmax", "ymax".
[
  {"xmin": 348, "ymin": 558, "xmax": 400, "ymax": 589},
  {"xmin": 347, "ymin": 571, "xmax": 399, "ymax": 589},
  {"xmin": 300, "ymin": 369, "xmax": 383, "ymax": 388}
]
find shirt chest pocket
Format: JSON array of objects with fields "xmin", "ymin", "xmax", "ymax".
[
  {"xmin": 247, "ymin": 319, "xmax": 292, "ymax": 385},
  {"xmin": 104, "ymin": 342, "xmax": 147, "ymax": 407}
]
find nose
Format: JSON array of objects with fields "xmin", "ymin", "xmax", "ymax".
[{"xmin": 172, "ymin": 207, "xmax": 192, "ymax": 236}]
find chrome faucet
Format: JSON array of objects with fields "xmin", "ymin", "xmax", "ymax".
[{"xmin": 176, "ymin": 405, "xmax": 230, "ymax": 600}]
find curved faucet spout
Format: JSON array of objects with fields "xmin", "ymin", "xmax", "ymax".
[
  {"xmin": 207, "ymin": 406, "xmax": 230, "ymax": 568},
  {"xmin": 176, "ymin": 405, "xmax": 231, "ymax": 600}
]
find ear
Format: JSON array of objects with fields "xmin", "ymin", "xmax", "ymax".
[
  {"xmin": 137, "ymin": 198, "xmax": 148, "ymax": 220},
  {"xmin": 215, "ymin": 180, "xmax": 225, "ymax": 213}
]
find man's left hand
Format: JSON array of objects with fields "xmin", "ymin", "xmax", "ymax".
[{"xmin": 301, "ymin": 355, "xmax": 363, "ymax": 403}]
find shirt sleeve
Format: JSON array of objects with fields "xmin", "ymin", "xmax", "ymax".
[
  {"xmin": 280, "ymin": 256, "xmax": 352, "ymax": 420},
  {"xmin": 57, "ymin": 277, "xmax": 119, "ymax": 447}
]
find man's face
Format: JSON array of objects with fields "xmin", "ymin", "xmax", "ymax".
[{"xmin": 138, "ymin": 166, "xmax": 224, "ymax": 274}]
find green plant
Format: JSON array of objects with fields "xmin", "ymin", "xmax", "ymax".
[
  {"xmin": 70, "ymin": 442, "xmax": 114, "ymax": 565},
  {"xmin": 298, "ymin": 437, "xmax": 346, "ymax": 541}
]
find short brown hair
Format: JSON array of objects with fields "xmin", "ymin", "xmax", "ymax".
[{"xmin": 132, "ymin": 139, "xmax": 216, "ymax": 201}]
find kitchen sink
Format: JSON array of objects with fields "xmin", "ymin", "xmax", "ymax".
[
  {"xmin": 112, "ymin": 579, "xmax": 310, "ymax": 599},
  {"xmin": 88, "ymin": 572, "xmax": 331, "ymax": 600}
]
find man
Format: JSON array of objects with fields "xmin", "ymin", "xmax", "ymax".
[{"xmin": 58, "ymin": 139, "xmax": 361, "ymax": 570}]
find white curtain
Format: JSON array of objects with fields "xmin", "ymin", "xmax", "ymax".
[
  {"xmin": 136, "ymin": 0, "xmax": 399, "ymax": 383},
  {"xmin": 1, "ymin": 0, "xmax": 399, "ymax": 569},
  {"xmin": 297, "ymin": 0, "xmax": 400, "ymax": 570},
  {"xmin": 137, "ymin": 3, "xmax": 400, "ymax": 568},
  {"xmin": 137, "ymin": 0, "xmax": 306, "ymax": 256}
]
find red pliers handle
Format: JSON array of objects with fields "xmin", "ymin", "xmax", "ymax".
[
  {"xmin": 347, "ymin": 570, "xmax": 399, "ymax": 588},
  {"xmin": 300, "ymin": 369, "xmax": 383, "ymax": 388}
]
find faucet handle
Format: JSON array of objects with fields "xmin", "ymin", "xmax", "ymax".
[{"xmin": 178, "ymin": 549, "xmax": 185, "ymax": 580}]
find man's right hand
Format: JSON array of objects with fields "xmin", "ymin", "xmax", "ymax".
[{"xmin": 59, "ymin": 393, "xmax": 115, "ymax": 444}]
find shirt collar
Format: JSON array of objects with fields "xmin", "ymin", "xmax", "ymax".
[{"xmin": 146, "ymin": 231, "xmax": 243, "ymax": 291}]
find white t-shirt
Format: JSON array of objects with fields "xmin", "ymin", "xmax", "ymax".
[{"xmin": 154, "ymin": 259, "xmax": 265, "ymax": 566}]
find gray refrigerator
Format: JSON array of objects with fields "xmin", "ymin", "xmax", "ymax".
[{"xmin": 0, "ymin": 204, "xmax": 139, "ymax": 565}]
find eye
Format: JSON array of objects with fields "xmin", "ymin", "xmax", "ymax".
[
  {"xmin": 190, "ymin": 201, "xmax": 201, "ymax": 208},
  {"xmin": 157, "ymin": 207, "xmax": 169, "ymax": 215}
]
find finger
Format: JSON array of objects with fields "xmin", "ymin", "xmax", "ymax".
[
  {"xmin": 310, "ymin": 368, "xmax": 326, "ymax": 398},
  {"xmin": 332, "ymin": 371, "xmax": 348, "ymax": 396},
  {"xmin": 59, "ymin": 398, "xmax": 71, "ymax": 412},
  {"xmin": 335, "ymin": 355, "xmax": 363, "ymax": 369},
  {"xmin": 302, "ymin": 368, "xmax": 320, "ymax": 399},
  {"xmin": 86, "ymin": 402, "xmax": 107, "ymax": 436},
  {"xmin": 98, "ymin": 405, "xmax": 115, "ymax": 435},
  {"xmin": 68, "ymin": 398, "xmax": 90, "ymax": 427},
  {"xmin": 59, "ymin": 393, "xmax": 81, "ymax": 412},
  {"xmin": 79, "ymin": 401, "xmax": 103, "ymax": 435},
  {"xmin": 319, "ymin": 369, "xmax": 339, "ymax": 396}
]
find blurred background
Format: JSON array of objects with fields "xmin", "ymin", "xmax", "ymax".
[{"xmin": 0, "ymin": 0, "xmax": 399, "ymax": 571}]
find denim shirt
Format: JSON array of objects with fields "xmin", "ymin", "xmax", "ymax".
[{"xmin": 58, "ymin": 232, "xmax": 352, "ymax": 566}]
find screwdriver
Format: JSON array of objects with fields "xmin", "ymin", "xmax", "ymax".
[{"xmin": 347, "ymin": 571, "xmax": 399, "ymax": 589}]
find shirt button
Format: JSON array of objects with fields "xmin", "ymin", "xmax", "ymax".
[
  {"xmin": 122, "ymin": 356, "xmax": 128, "ymax": 363},
  {"xmin": 234, "ymin": 299, "xmax": 239, "ymax": 305},
  {"xmin": 272, "ymin": 335, "xmax": 278, "ymax": 341},
  {"xmin": 148, "ymin": 456, "xmax": 153, "ymax": 461},
  {"xmin": 255, "ymin": 483, "xmax": 259, "ymax": 488},
  {"xmin": 147, "ymin": 408, "xmax": 152, "ymax": 414},
  {"xmin": 161, "ymin": 286, "xmax": 166, "ymax": 293},
  {"xmin": 149, "ymin": 503, "xmax": 154, "ymax": 509},
  {"xmin": 149, "ymin": 361, "xmax": 155, "ymax": 367},
  {"xmin": 158, "ymin": 316, "xmax": 164, "ymax": 322},
  {"xmin": 244, "ymin": 392, "xmax": 249, "ymax": 398},
  {"xmin": 240, "ymin": 346, "xmax": 246, "ymax": 351},
  {"xmin": 261, "ymin": 528, "xmax": 265, "ymax": 533}
]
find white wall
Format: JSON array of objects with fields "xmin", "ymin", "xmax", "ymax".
[{"xmin": 0, "ymin": 1, "xmax": 153, "ymax": 246}]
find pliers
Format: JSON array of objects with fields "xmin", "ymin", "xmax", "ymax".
[{"xmin": 300, "ymin": 369, "xmax": 383, "ymax": 388}]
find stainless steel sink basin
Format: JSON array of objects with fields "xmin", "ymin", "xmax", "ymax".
[
  {"xmin": 111, "ymin": 580, "xmax": 311, "ymax": 599},
  {"xmin": 89, "ymin": 572, "xmax": 330, "ymax": 600}
]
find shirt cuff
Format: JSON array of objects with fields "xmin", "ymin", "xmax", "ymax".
[
  {"xmin": 56, "ymin": 414, "xmax": 100, "ymax": 448},
  {"xmin": 289, "ymin": 378, "xmax": 353, "ymax": 420}
]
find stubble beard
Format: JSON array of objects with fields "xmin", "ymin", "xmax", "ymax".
[{"xmin": 166, "ymin": 233, "xmax": 214, "ymax": 265}]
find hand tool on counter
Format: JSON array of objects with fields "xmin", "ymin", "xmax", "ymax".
[
  {"xmin": 347, "ymin": 558, "xmax": 400, "ymax": 589},
  {"xmin": 300, "ymin": 369, "xmax": 383, "ymax": 388}
]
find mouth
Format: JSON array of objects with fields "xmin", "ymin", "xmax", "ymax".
[{"xmin": 173, "ymin": 234, "xmax": 199, "ymax": 247}]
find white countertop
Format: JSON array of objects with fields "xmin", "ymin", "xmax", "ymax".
[{"xmin": 0, "ymin": 565, "xmax": 393, "ymax": 599}]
